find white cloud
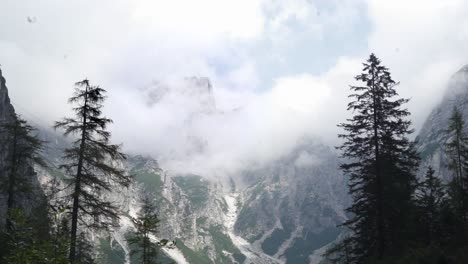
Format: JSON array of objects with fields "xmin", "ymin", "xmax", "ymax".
[
  {"xmin": 295, "ymin": 151, "xmax": 322, "ymax": 168},
  {"xmin": 131, "ymin": 0, "xmax": 266, "ymax": 41},
  {"xmin": 367, "ymin": 0, "xmax": 468, "ymax": 129},
  {"xmin": 2, "ymin": 0, "xmax": 468, "ymax": 179}
]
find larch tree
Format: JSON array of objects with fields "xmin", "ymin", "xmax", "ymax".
[
  {"xmin": 336, "ymin": 54, "xmax": 419, "ymax": 262},
  {"xmin": 55, "ymin": 79, "xmax": 132, "ymax": 263}
]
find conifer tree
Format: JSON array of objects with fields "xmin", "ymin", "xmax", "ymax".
[
  {"xmin": 0, "ymin": 114, "xmax": 45, "ymax": 231},
  {"xmin": 415, "ymin": 166, "xmax": 445, "ymax": 246},
  {"xmin": 445, "ymin": 106, "xmax": 468, "ymax": 221},
  {"xmin": 55, "ymin": 79, "xmax": 132, "ymax": 263},
  {"xmin": 336, "ymin": 54, "xmax": 419, "ymax": 262},
  {"xmin": 127, "ymin": 194, "xmax": 162, "ymax": 264},
  {"xmin": 2, "ymin": 208, "xmax": 63, "ymax": 264}
]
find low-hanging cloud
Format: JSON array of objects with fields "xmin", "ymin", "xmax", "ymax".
[{"xmin": 1, "ymin": 0, "xmax": 468, "ymax": 179}]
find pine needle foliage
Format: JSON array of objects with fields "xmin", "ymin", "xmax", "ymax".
[{"xmin": 55, "ymin": 79, "xmax": 132, "ymax": 263}]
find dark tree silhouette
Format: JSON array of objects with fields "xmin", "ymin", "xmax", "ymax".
[
  {"xmin": 415, "ymin": 166, "xmax": 446, "ymax": 246},
  {"xmin": 445, "ymin": 106, "xmax": 468, "ymax": 221},
  {"xmin": 55, "ymin": 79, "xmax": 132, "ymax": 263},
  {"xmin": 0, "ymin": 114, "xmax": 45, "ymax": 231},
  {"xmin": 336, "ymin": 54, "xmax": 419, "ymax": 262}
]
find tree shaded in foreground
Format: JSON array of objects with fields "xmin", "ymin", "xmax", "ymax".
[
  {"xmin": 414, "ymin": 166, "xmax": 446, "ymax": 246},
  {"xmin": 55, "ymin": 79, "xmax": 132, "ymax": 263},
  {"xmin": 445, "ymin": 106, "xmax": 468, "ymax": 222},
  {"xmin": 331, "ymin": 54, "xmax": 419, "ymax": 263}
]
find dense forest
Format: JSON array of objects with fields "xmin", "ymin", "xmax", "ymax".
[{"xmin": 1, "ymin": 54, "xmax": 468, "ymax": 264}]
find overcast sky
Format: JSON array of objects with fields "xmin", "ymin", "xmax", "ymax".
[{"xmin": 1, "ymin": 0, "xmax": 468, "ymax": 177}]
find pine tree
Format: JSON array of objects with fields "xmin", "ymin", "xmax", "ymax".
[
  {"xmin": 127, "ymin": 194, "xmax": 162, "ymax": 264},
  {"xmin": 54, "ymin": 79, "xmax": 132, "ymax": 263},
  {"xmin": 336, "ymin": 54, "xmax": 419, "ymax": 262},
  {"xmin": 445, "ymin": 106, "xmax": 468, "ymax": 221},
  {"xmin": 415, "ymin": 166, "xmax": 445, "ymax": 246},
  {"xmin": 0, "ymin": 114, "xmax": 45, "ymax": 231}
]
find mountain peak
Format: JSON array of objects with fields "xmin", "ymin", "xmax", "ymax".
[
  {"xmin": 184, "ymin": 76, "xmax": 212, "ymax": 91},
  {"xmin": 442, "ymin": 64, "xmax": 468, "ymax": 101},
  {"xmin": 0, "ymin": 67, "xmax": 15, "ymax": 122},
  {"xmin": 143, "ymin": 76, "xmax": 216, "ymax": 113}
]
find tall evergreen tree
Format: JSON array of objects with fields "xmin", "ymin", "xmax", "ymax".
[
  {"xmin": 55, "ymin": 79, "xmax": 132, "ymax": 263},
  {"xmin": 445, "ymin": 106, "xmax": 468, "ymax": 221},
  {"xmin": 415, "ymin": 166, "xmax": 446, "ymax": 246},
  {"xmin": 336, "ymin": 54, "xmax": 419, "ymax": 262},
  {"xmin": 0, "ymin": 114, "xmax": 45, "ymax": 231}
]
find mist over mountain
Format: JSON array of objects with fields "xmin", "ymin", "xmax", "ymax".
[
  {"xmin": 3, "ymin": 1, "xmax": 468, "ymax": 264},
  {"xmin": 416, "ymin": 65, "xmax": 468, "ymax": 179},
  {"xmin": 111, "ymin": 73, "xmax": 347, "ymax": 182},
  {"xmin": 2, "ymin": 61, "xmax": 468, "ymax": 263}
]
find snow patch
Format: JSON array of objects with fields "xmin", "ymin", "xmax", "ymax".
[
  {"xmin": 162, "ymin": 246, "xmax": 190, "ymax": 264},
  {"xmin": 224, "ymin": 193, "xmax": 283, "ymax": 264}
]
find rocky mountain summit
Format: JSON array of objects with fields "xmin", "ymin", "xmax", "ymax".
[{"xmin": 143, "ymin": 76, "xmax": 216, "ymax": 114}]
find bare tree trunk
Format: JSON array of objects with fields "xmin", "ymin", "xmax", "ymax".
[{"xmin": 69, "ymin": 85, "xmax": 89, "ymax": 264}]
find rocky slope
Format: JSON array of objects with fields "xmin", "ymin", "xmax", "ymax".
[
  {"xmin": 416, "ymin": 65, "xmax": 468, "ymax": 179},
  {"xmin": 234, "ymin": 141, "xmax": 347, "ymax": 264},
  {"xmin": 97, "ymin": 143, "xmax": 347, "ymax": 264}
]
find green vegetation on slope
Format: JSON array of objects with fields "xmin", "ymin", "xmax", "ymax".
[{"xmin": 173, "ymin": 175, "xmax": 210, "ymax": 209}]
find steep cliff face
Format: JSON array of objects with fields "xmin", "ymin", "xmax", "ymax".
[
  {"xmin": 101, "ymin": 141, "xmax": 347, "ymax": 264},
  {"xmin": 416, "ymin": 65, "xmax": 468, "ymax": 179},
  {"xmin": 0, "ymin": 68, "xmax": 47, "ymax": 229},
  {"xmin": 0, "ymin": 68, "xmax": 14, "ymax": 185},
  {"xmin": 92, "ymin": 78, "xmax": 348, "ymax": 264},
  {"xmin": 0, "ymin": 69, "xmax": 15, "ymax": 121},
  {"xmin": 234, "ymin": 141, "xmax": 347, "ymax": 264},
  {"xmin": 105, "ymin": 155, "xmax": 252, "ymax": 264}
]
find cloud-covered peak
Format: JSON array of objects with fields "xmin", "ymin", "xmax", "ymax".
[{"xmin": 142, "ymin": 77, "xmax": 216, "ymax": 114}]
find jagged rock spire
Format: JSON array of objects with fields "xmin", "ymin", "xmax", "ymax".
[{"xmin": 0, "ymin": 67, "xmax": 15, "ymax": 122}]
